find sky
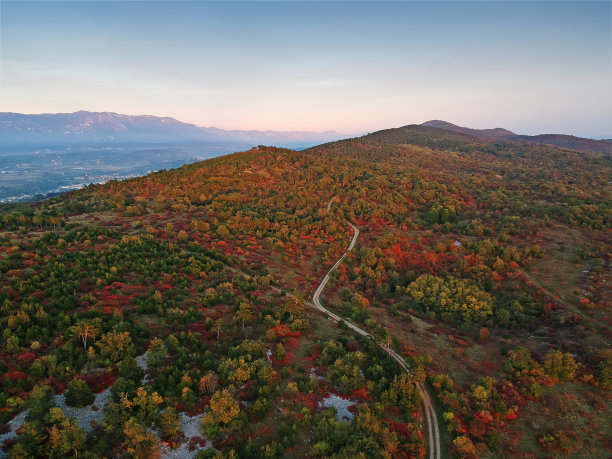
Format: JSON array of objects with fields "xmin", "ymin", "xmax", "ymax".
[{"xmin": 1, "ymin": 1, "xmax": 611, "ymax": 137}]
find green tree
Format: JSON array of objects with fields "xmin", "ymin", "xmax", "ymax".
[
  {"xmin": 146, "ymin": 337, "xmax": 166, "ymax": 368},
  {"xmin": 275, "ymin": 343, "xmax": 286, "ymax": 361},
  {"xmin": 118, "ymin": 355, "xmax": 145, "ymax": 381},
  {"xmin": 48, "ymin": 407, "xmax": 86, "ymax": 457},
  {"xmin": 65, "ymin": 378, "xmax": 94, "ymax": 408},
  {"xmin": 9, "ymin": 420, "xmax": 48, "ymax": 457},
  {"xmin": 26, "ymin": 385, "xmax": 56, "ymax": 422},
  {"xmin": 157, "ymin": 406, "xmax": 180, "ymax": 439},
  {"xmin": 6, "ymin": 335, "xmax": 19, "ymax": 354}
]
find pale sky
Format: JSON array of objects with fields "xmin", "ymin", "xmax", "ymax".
[{"xmin": 1, "ymin": 1, "xmax": 611, "ymax": 136}]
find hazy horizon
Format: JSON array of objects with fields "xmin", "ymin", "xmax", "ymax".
[
  {"xmin": 1, "ymin": 1, "xmax": 611, "ymax": 137},
  {"xmin": 2, "ymin": 109, "xmax": 611, "ymax": 140}
]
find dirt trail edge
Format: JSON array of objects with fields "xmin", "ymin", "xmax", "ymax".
[{"xmin": 311, "ymin": 199, "xmax": 441, "ymax": 459}]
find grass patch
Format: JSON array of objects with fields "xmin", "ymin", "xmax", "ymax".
[{"xmin": 512, "ymin": 382, "xmax": 612, "ymax": 458}]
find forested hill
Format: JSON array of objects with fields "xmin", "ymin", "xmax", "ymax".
[
  {"xmin": 0, "ymin": 127, "xmax": 610, "ymax": 458},
  {"xmin": 359, "ymin": 124, "xmax": 486, "ymax": 149},
  {"xmin": 313, "ymin": 123, "xmax": 611, "ymax": 157},
  {"xmin": 421, "ymin": 120, "xmax": 612, "ymax": 155}
]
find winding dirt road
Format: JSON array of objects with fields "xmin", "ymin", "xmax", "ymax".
[
  {"xmin": 313, "ymin": 199, "xmax": 441, "ymax": 459},
  {"xmin": 223, "ymin": 198, "xmax": 442, "ymax": 457}
]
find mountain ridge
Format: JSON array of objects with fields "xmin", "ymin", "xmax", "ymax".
[
  {"xmin": 422, "ymin": 119, "xmax": 611, "ymax": 155},
  {"xmin": 0, "ymin": 111, "xmax": 348, "ymax": 149}
]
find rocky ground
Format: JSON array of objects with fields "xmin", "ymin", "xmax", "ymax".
[{"xmin": 1, "ymin": 353, "xmax": 213, "ymax": 458}]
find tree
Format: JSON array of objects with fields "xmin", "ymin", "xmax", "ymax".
[
  {"xmin": 507, "ymin": 347, "xmax": 536, "ymax": 372},
  {"xmin": 408, "ymin": 274, "xmax": 493, "ymax": 321},
  {"xmin": 352, "ymin": 293, "xmax": 370, "ymax": 309},
  {"xmin": 25, "ymin": 385, "xmax": 56, "ymax": 422},
  {"xmin": 123, "ymin": 417, "xmax": 160, "ymax": 458},
  {"xmin": 382, "ymin": 330, "xmax": 393, "ymax": 349},
  {"xmin": 212, "ymin": 317, "xmax": 225, "ymax": 340},
  {"xmin": 389, "ymin": 374, "xmax": 420, "ymax": 411},
  {"xmin": 235, "ymin": 302, "xmax": 253, "ymax": 331},
  {"xmin": 544, "ymin": 350, "xmax": 578, "ymax": 381},
  {"xmin": 9, "ymin": 420, "xmax": 48, "ymax": 457},
  {"xmin": 203, "ymin": 389, "xmax": 239, "ymax": 425},
  {"xmin": 118, "ymin": 355, "xmax": 145, "ymax": 381},
  {"xmin": 199, "ymin": 371, "xmax": 219, "ymax": 395},
  {"xmin": 157, "ymin": 406, "xmax": 180, "ymax": 439},
  {"xmin": 146, "ymin": 338, "xmax": 166, "ymax": 368},
  {"xmin": 111, "ymin": 377, "xmax": 138, "ymax": 402},
  {"xmin": 152, "ymin": 290, "xmax": 163, "ymax": 303},
  {"xmin": 71, "ymin": 319, "xmax": 101, "ymax": 350},
  {"xmin": 281, "ymin": 295, "xmax": 310, "ymax": 331},
  {"xmin": 48, "ymin": 407, "xmax": 86, "ymax": 457},
  {"xmin": 122, "ymin": 387, "xmax": 163, "ymax": 427},
  {"xmin": 97, "ymin": 330, "xmax": 133, "ymax": 363},
  {"xmin": 353, "ymin": 407, "xmax": 399, "ymax": 458},
  {"xmin": 452, "ymin": 435, "xmax": 477, "ymax": 458},
  {"xmin": 190, "ymin": 219, "xmax": 209, "ymax": 232},
  {"xmin": 65, "ymin": 378, "xmax": 94, "ymax": 408},
  {"xmin": 217, "ymin": 225, "xmax": 231, "ymax": 239},
  {"xmin": 275, "ymin": 343, "xmax": 286, "ymax": 361},
  {"xmin": 6, "ymin": 335, "xmax": 20, "ymax": 354}
]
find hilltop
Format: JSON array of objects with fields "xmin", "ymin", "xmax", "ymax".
[
  {"xmin": 0, "ymin": 111, "xmax": 350, "ymax": 204},
  {"xmin": 422, "ymin": 120, "xmax": 516, "ymax": 141}
]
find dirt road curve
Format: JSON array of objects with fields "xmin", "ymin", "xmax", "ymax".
[
  {"xmin": 224, "ymin": 199, "xmax": 442, "ymax": 458},
  {"xmin": 313, "ymin": 199, "xmax": 441, "ymax": 459}
]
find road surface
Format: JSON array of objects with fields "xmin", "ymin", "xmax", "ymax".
[{"xmin": 313, "ymin": 198, "xmax": 441, "ymax": 459}]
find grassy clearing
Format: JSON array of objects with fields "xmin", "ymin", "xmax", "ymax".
[
  {"xmin": 526, "ymin": 225, "xmax": 606, "ymax": 310},
  {"xmin": 512, "ymin": 382, "xmax": 612, "ymax": 458}
]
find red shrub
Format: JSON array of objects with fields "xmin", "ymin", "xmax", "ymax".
[
  {"xmin": 2, "ymin": 371, "xmax": 27, "ymax": 382},
  {"xmin": 85, "ymin": 372, "xmax": 117, "ymax": 393},
  {"xmin": 17, "ymin": 353, "xmax": 36, "ymax": 367},
  {"xmin": 350, "ymin": 387, "xmax": 368, "ymax": 400},
  {"xmin": 269, "ymin": 324, "xmax": 300, "ymax": 338},
  {"xmin": 187, "ymin": 437, "xmax": 207, "ymax": 451}
]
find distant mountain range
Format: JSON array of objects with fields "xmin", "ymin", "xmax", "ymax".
[
  {"xmin": 1, "ymin": 111, "xmax": 609, "ymax": 155},
  {"xmin": 421, "ymin": 120, "xmax": 611, "ymax": 155},
  {"xmin": 0, "ymin": 111, "xmax": 348, "ymax": 150}
]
